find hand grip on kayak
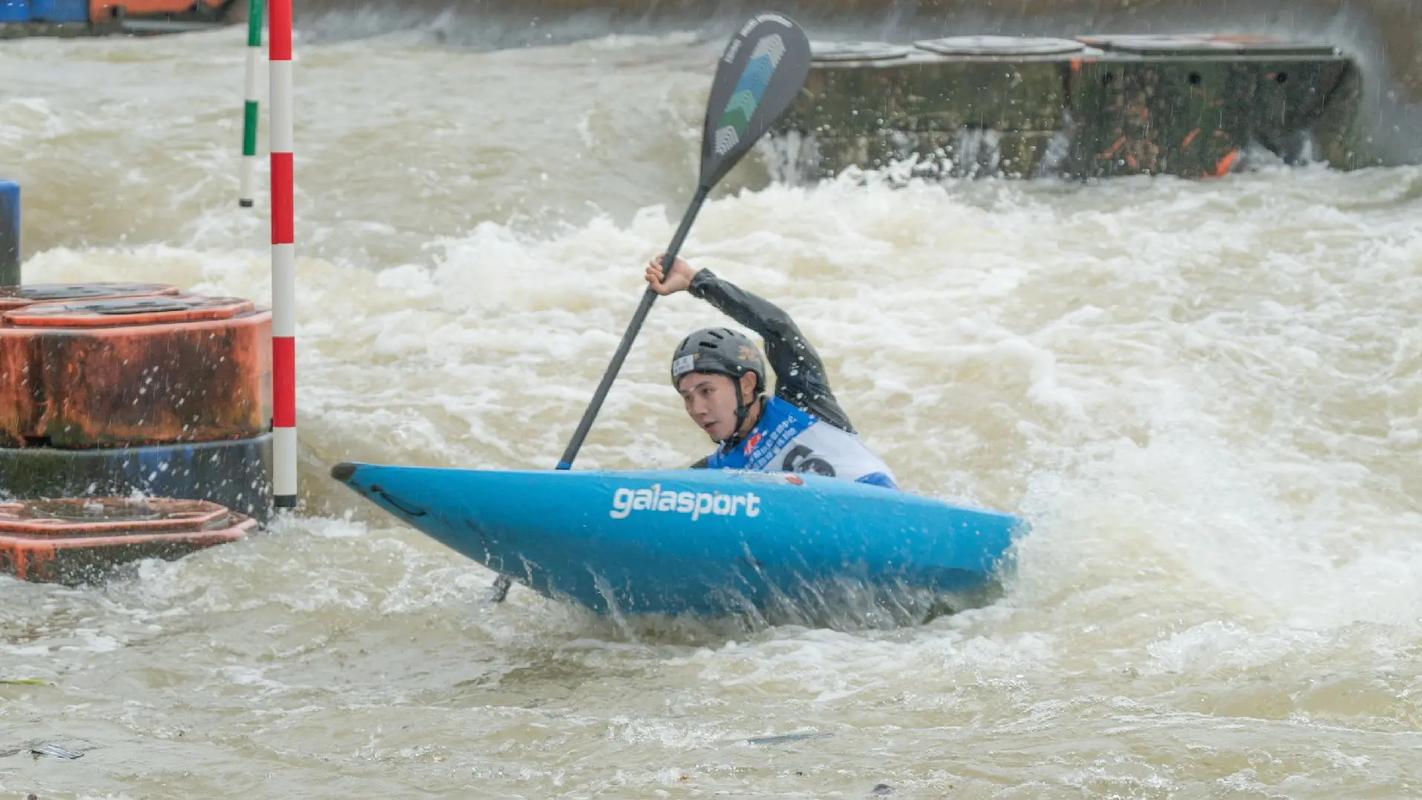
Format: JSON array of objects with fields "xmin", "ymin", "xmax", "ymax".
[{"xmin": 556, "ymin": 13, "xmax": 812, "ymax": 471}]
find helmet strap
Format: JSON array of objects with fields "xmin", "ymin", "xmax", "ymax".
[
  {"xmin": 719, "ymin": 389, "xmax": 763, "ymax": 452},
  {"xmin": 733, "ymin": 393, "xmax": 750, "ymax": 434}
]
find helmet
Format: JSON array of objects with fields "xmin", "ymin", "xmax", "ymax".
[{"xmin": 670, "ymin": 327, "xmax": 765, "ymax": 395}]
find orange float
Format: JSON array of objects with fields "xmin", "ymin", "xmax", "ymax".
[
  {"xmin": 0, "ymin": 293, "xmax": 271, "ymax": 448},
  {"xmin": 0, "ymin": 497, "xmax": 254, "ymax": 583}
]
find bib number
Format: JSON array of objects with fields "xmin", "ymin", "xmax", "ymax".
[{"xmin": 782, "ymin": 445, "xmax": 836, "ymax": 477}]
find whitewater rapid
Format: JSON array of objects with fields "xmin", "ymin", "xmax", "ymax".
[{"xmin": 1, "ymin": 21, "xmax": 1419, "ymax": 798}]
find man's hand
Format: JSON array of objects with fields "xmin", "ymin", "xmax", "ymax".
[{"xmin": 645, "ymin": 254, "xmax": 698, "ymax": 295}]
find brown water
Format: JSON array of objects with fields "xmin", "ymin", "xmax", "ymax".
[{"xmin": 1, "ymin": 22, "xmax": 1421, "ymax": 799}]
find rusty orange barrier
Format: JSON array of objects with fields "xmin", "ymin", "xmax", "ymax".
[
  {"xmin": 0, "ymin": 294, "xmax": 271, "ymax": 448},
  {"xmin": 0, "ymin": 497, "xmax": 254, "ymax": 583}
]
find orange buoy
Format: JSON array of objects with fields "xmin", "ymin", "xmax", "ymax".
[
  {"xmin": 0, "ymin": 294, "xmax": 270, "ymax": 447},
  {"xmin": 1, "ymin": 286, "xmax": 183, "ymax": 439},
  {"xmin": 0, "ymin": 497, "xmax": 255, "ymax": 584}
]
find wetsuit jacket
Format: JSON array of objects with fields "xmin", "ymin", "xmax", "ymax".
[{"xmin": 688, "ymin": 269, "xmax": 898, "ymax": 489}]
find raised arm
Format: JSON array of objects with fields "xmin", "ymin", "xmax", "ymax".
[{"xmin": 646, "ymin": 255, "xmax": 854, "ymax": 433}]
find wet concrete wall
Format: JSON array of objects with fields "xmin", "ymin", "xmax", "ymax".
[
  {"xmin": 287, "ymin": 0, "xmax": 1421, "ymax": 165},
  {"xmin": 782, "ymin": 41, "xmax": 1363, "ymax": 178}
]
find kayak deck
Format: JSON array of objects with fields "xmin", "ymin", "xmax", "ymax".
[{"xmin": 333, "ymin": 463, "xmax": 1023, "ymax": 617}]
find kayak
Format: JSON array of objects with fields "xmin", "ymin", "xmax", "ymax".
[{"xmin": 331, "ymin": 463, "xmax": 1023, "ymax": 617}]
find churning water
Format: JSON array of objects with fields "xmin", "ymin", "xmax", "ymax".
[{"xmin": 1, "ymin": 17, "xmax": 1420, "ymax": 798}]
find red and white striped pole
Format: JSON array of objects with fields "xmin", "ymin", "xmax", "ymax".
[{"xmin": 269, "ymin": 0, "xmax": 297, "ymax": 510}]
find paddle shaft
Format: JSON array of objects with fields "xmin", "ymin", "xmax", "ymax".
[{"xmin": 557, "ymin": 185, "xmax": 711, "ymax": 470}]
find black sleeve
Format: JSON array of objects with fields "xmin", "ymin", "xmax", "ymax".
[{"xmin": 688, "ymin": 269, "xmax": 855, "ymax": 433}]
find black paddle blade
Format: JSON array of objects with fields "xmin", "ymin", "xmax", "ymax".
[{"xmin": 700, "ymin": 13, "xmax": 811, "ymax": 187}]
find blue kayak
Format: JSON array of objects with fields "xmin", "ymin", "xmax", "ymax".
[{"xmin": 331, "ymin": 463, "xmax": 1023, "ymax": 617}]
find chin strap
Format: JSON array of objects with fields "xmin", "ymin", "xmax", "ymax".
[{"xmin": 719, "ymin": 394, "xmax": 763, "ymax": 452}]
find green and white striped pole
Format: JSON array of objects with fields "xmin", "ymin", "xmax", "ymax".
[{"xmin": 239, "ymin": 0, "xmax": 265, "ymax": 208}]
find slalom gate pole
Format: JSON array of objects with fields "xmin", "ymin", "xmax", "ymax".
[
  {"xmin": 269, "ymin": 0, "xmax": 297, "ymax": 509},
  {"xmin": 239, "ymin": 0, "xmax": 265, "ymax": 208}
]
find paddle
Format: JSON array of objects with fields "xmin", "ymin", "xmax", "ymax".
[{"xmin": 554, "ymin": 13, "xmax": 811, "ymax": 472}]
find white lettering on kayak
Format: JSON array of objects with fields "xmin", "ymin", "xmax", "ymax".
[{"xmin": 609, "ymin": 484, "xmax": 761, "ymax": 522}]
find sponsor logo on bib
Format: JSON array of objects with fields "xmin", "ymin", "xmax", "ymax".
[{"xmin": 743, "ymin": 430, "xmax": 763, "ymax": 456}]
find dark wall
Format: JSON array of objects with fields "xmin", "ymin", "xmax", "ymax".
[{"xmin": 280, "ymin": 0, "xmax": 1422, "ymax": 163}]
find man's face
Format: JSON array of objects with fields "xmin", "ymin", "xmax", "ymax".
[{"xmin": 677, "ymin": 372, "xmax": 743, "ymax": 442}]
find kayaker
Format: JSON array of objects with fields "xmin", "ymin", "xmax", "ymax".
[{"xmin": 645, "ymin": 254, "xmax": 898, "ymax": 489}]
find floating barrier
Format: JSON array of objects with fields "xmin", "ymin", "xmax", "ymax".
[
  {"xmin": 0, "ymin": 294, "xmax": 271, "ymax": 449},
  {"xmin": 0, "ymin": 497, "xmax": 255, "ymax": 584},
  {"xmin": 0, "ymin": 434, "xmax": 272, "ymax": 520},
  {"xmin": 0, "ymin": 287, "xmax": 274, "ymax": 528},
  {"xmin": 777, "ymin": 34, "xmax": 1360, "ymax": 179},
  {"xmin": 0, "ymin": 180, "xmax": 16, "ymax": 286}
]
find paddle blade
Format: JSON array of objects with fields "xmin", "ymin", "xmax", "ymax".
[{"xmin": 700, "ymin": 13, "xmax": 811, "ymax": 187}]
